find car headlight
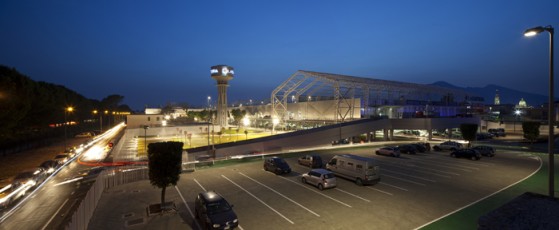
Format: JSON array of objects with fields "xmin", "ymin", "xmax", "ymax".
[
  {"xmin": 212, "ymin": 223, "xmax": 221, "ymax": 228},
  {"xmin": 233, "ymin": 219, "xmax": 238, "ymax": 223}
]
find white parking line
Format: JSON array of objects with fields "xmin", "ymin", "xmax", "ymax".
[
  {"xmin": 277, "ymin": 176, "xmax": 352, "ymax": 208},
  {"xmin": 412, "ymin": 160, "xmax": 474, "ymax": 172},
  {"xmin": 365, "ymin": 186, "xmax": 393, "ymax": 196},
  {"xmin": 413, "ymin": 158, "xmax": 480, "ymax": 170},
  {"xmin": 239, "ymin": 172, "xmax": 320, "ymax": 217},
  {"xmin": 221, "ymin": 175, "xmax": 295, "ymax": 225},
  {"xmin": 382, "ymin": 174, "xmax": 426, "ymax": 186},
  {"xmin": 174, "ymin": 186, "xmax": 201, "ymax": 230},
  {"xmin": 382, "ymin": 169, "xmax": 437, "ymax": 182},
  {"xmin": 383, "ymin": 161, "xmax": 461, "ymax": 176},
  {"xmin": 335, "ymin": 188, "xmax": 372, "ymax": 201},
  {"xmin": 379, "ymin": 182, "xmax": 408, "ymax": 191},
  {"xmin": 193, "ymin": 179, "xmax": 207, "ymax": 192}
]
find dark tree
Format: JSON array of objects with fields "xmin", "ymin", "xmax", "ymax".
[
  {"xmin": 148, "ymin": 141, "xmax": 183, "ymax": 209},
  {"xmin": 522, "ymin": 121, "xmax": 541, "ymax": 145},
  {"xmin": 459, "ymin": 123, "xmax": 478, "ymax": 147}
]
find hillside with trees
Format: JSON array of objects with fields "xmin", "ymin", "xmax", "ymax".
[{"xmin": 0, "ymin": 65, "xmax": 132, "ymax": 152}]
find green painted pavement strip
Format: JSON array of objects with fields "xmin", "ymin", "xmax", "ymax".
[{"xmin": 419, "ymin": 152, "xmax": 550, "ymax": 230}]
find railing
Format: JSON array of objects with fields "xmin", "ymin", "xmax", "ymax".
[{"xmin": 65, "ymin": 166, "xmax": 149, "ymax": 230}]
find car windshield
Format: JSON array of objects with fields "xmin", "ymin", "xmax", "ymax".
[
  {"xmin": 206, "ymin": 199, "xmax": 232, "ymax": 214},
  {"xmin": 273, "ymin": 158, "xmax": 287, "ymax": 164}
]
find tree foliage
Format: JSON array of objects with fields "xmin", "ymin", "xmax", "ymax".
[
  {"xmin": 522, "ymin": 121, "xmax": 541, "ymax": 145},
  {"xmin": 148, "ymin": 141, "xmax": 183, "ymax": 208},
  {"xmin": 230, "ymin": 108, "xmax": 246, "ymax": 126},
  {"xmin": 459, "ymin": 123, "xmax": 478, "ymax": 147},
  {"xmin": 0, "ymin": 65, "xmax": 132, "ymax": 146}
]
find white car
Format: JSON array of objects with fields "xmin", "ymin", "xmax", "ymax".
[{"xmin": 301, "ymin": 169, "xmax": 337, "ymax": 190}]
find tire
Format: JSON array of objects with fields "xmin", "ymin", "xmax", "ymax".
[
  {"xmin": 356, "ymin": 178, "xmax": 363, "ymax": 186},
  {"xmin": 302, "ymin": 177, "xmax": 307, "ymax": 184},
  {"xmin": 434, "ymin": 146, "xmax": 441, "ymax": 151},
  {"xmin": 450, "ymin": 153, "xmax": 456, "ymax": 158},
  {"xmin": 318, "ymin": 183, "xmax": 324, "ymax": 190},
  {"xmin": 375, "ymin": 151, "xmax": 380, "ymax": 155}
]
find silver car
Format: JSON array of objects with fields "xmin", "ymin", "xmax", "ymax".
[{"xmin": 301, "ymin": 169, "xmax": 337, "ymax": 190}]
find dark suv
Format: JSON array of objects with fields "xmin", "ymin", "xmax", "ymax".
[
  {"xmin": 264, "ymin": 157, "xmax": 291, "ymax": 175},
  {"xmin": 398, "ymin": 144, "xmax": 417, "ymax": 154},
  {"xmin": 195, "ymin": 191, "xmax": 239, "ymax": 230},
  {"xmin": 298, "ymin": 154, "xmax": 323, "ymax": 168}
]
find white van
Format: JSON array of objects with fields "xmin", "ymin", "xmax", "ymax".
[{"xmin": 326, "ymin": 154, "xmax": 380, "ymax": 185}]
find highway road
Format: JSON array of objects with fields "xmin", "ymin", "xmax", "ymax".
[{"xmin": 0, "ymin": 124, "xmax": 125, "ymax": 230}]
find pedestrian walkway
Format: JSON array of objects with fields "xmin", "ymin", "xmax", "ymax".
[{"xmin": 88, "ymin": 180, "xmax": 189, "ymax": 229}]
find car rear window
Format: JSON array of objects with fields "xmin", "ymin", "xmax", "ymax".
[{"xmin": 323, "ymin": 173, "xmax": 335, "ymax": 179}]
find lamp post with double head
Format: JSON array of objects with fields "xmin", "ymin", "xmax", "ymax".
[{"xmin": 524, "ymin": 25, "xmax": 555, "ymax": 197}]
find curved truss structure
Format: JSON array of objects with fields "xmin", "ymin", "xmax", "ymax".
[{"xmin": 271, "ymin": 70, "xmax": 481, "ymax": 122}]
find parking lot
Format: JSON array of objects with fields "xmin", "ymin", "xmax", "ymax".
[{"xmin": 172, "ymin": 146, "xmax": 540, "ymax": 229}]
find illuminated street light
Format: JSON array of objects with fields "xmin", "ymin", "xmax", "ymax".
[
  {"xmin": 272, "ymin": 117, "xmax": 279, "ymax": 134},
  {"xmin": 242, "ymin": 116, "xmax": 250, "ymax": 127},
  {"xmin": 524, "ymin": 25, "xmax": 555, "ymax": 197},
  {"xmin": 64, "ymin": 106, "xmax": 74, "ymax": 150}
]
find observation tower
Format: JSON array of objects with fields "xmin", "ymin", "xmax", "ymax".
[{"xmin": 210, "ymin": 65, "xmax": 234, "ymax": 127}]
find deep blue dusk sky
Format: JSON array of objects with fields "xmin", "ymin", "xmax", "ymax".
[{"xmin": 1, "ymin": 1, "xmax": 558, "ymax": 110}]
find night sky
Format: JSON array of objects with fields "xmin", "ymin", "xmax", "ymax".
[{"xmin": 1, "ymin": 1, "xmax": 558, "ymax": 110}]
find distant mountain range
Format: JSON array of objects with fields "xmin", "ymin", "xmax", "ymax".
[{"xmin": 430, "ymin": 81, "xmax": 548, "ymax": 106}]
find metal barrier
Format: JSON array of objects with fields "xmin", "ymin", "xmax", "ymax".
[{"xmin": 65, "ymin": 166, "xmax": 149, "ymax": 230}]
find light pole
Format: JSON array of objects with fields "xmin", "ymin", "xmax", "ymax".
[
  {"xmin": 64, "ymin": 106, "xmax": 74, "ymax": 150},
  {"xmin": 525, "ymin": 25, "xmax": 555, "ymax": 197},
  {"xmin": 142, "ymin": 125, "xmax": 150, "ymax": 153},
  {"xmin": 93, "ymin": 110, "xmax": 103, "ymax": 133}
]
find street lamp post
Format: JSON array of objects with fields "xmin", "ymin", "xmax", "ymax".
[
  {"xmin": 524, "ymin": 25, "xmax": 555, "ymax": 197},
  {"xmin": 64, "ymin": 106, "xmax": 74, "ymax": 150},
  {"xmin": 142, "ymin": 125, "xmax": 150, "ymax": 153}
]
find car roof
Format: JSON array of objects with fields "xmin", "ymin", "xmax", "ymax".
[
  {"xmin": 310, "ymin": 168, "xmax": 332, "ymax": 174},
  {"xmin": 200, "ymin": 191, "xmax": 224, "ymax": 202}
]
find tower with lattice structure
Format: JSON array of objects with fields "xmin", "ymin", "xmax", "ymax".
[{"xmin": 210, "ymin": 65, "xmax": 234, "ymax": 127}]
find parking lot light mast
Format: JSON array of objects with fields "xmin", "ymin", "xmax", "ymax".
[{"xmin": 524, "ymin": 25, "xmax": 555, "ymax": 197}]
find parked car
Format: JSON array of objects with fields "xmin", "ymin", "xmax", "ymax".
[
  {"xmin": 0, "ymin": 182, "xmax": 28, "ymax": 209},
  {"xmin": 13, "ymin": 167, "xmax": 47, "ymax": 187},
  {"xmin": 39, "ymin": 160, "xmax": 59, "ymax": 174},
  {"xmin": 488, "ymin": 128, "xmax": 506, "ymax": 137},
  {"xmin": 298, "ymin": 154, "xmax": 323, "ymax": 168},
  {"xmin": 301, "ymin": 169, "xmax": 337, "ymax": 190},
  {"xmin": 375, "ymin": 146, "xmax": 400, "ymax": 157},
  {"xmin": 433, "ymin": 141, "xmax": 463, "ymax": 151},
  {"xmin": 472, "ymin": 146, "xmax": 496, "ymax": 157},
  {"xmin": 263, "ymin": 157, "xmax": 291, "ymax": 175},
  {"xmin": 398, "ymin": 144, "xmax": 417, "ymax": 154},
  {"xmin": 476, "ymin": 133, "xmax": 494, "ymax": 140},
  {"xmin": 450, "ymin": 149, "xmax": 481, "ymax": 160},
  {"xmin": 331, "ymin": 138, "xmax": 350, "ymax": 145},
  {"xmin": 54, "ymin": 154, "xmax": 70, "ymax": 165},
  {"xmin": 194, "ymin": 191, "xmax": 239, "ymax": 230},
  {"xmin": 409, "ymin": 143, "xmax": 427, "ymax": 153}
]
